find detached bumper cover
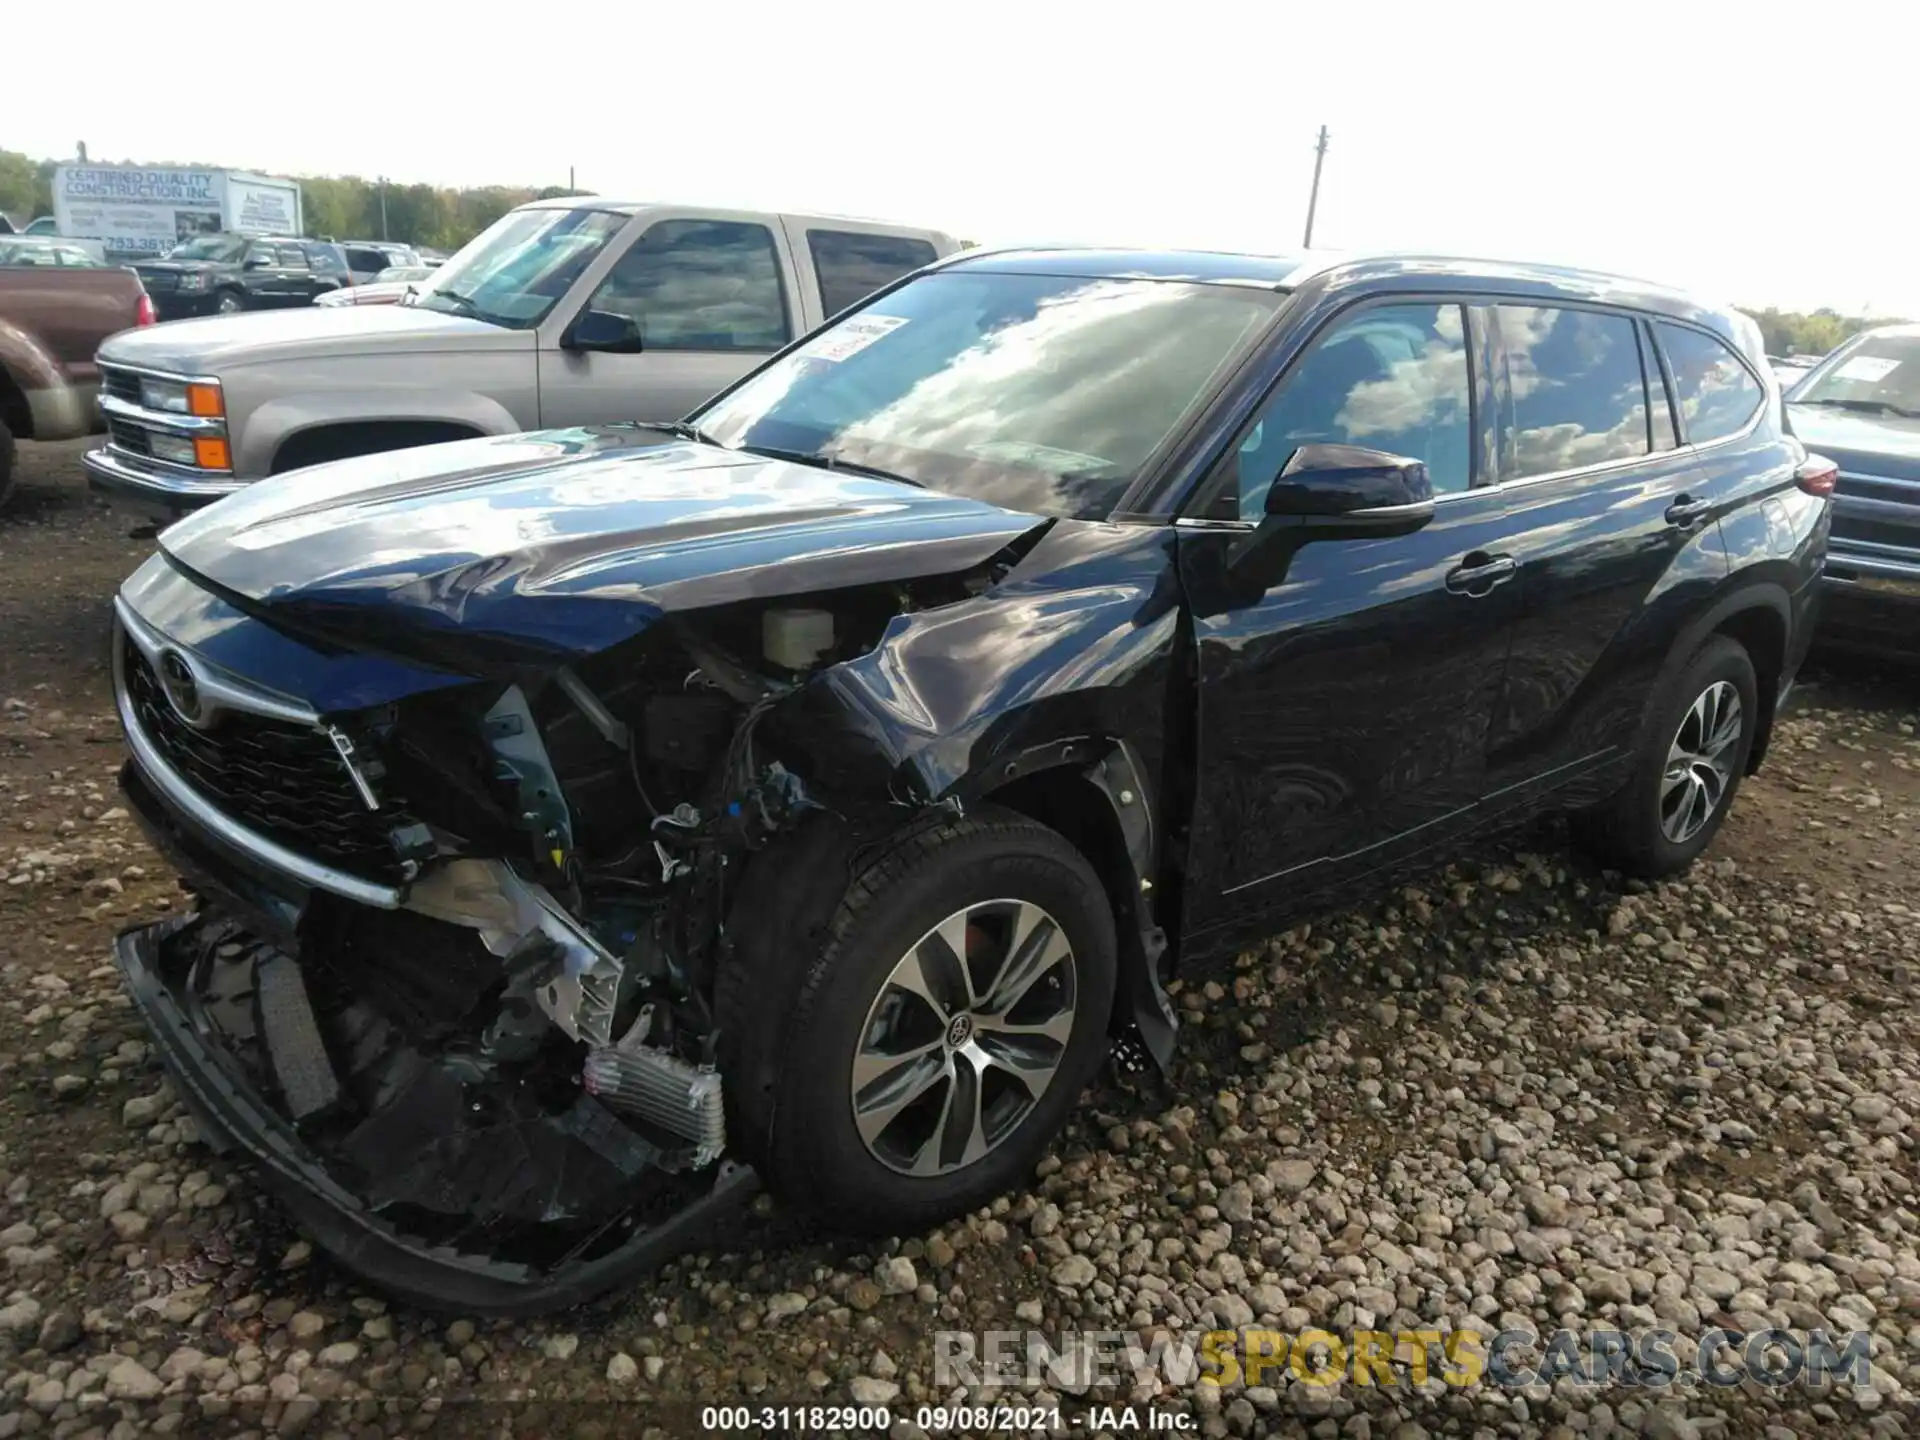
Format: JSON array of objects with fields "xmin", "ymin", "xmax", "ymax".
[{"xmin": 114, "ymin": 913, "xmax": 758, "ymax": 1316}]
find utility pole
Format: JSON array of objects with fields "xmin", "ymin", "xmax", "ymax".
[
  {"xmin": 378, "ymin": 177, "xmax": 389, "ymax": 241},
  {"xmin": 1302, "ymin": 125, "xmax": 1330, "ymax": 249},
  {"xmin": 569, "ymin": 165, "xmax": 576, "ymax": 192}
]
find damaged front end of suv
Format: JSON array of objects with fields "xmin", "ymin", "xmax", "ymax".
[{"xmin": 109, "ymin": 423, "xmax": 1182, "ymax": 1314}]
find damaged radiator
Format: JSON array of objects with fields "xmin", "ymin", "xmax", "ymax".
[{"xmin": 582, "ymin": 1044, "xmax": 726, "ymax": 1170}]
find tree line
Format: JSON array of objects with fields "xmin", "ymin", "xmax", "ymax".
[{"xmin": 0, "ymin": 150, "xmax": 1902, "ymax": 343}]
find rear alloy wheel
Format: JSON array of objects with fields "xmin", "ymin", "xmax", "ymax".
[
  {"xmin": 1575, "ymin": 635, "xmax": 1758, "ymax": 877},
  {"xmin": 759, "ymin": 808, "xmax": 1115, "ymax": 1233}
]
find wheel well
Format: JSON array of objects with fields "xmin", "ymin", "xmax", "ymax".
[
  {"xmin": 987, "ymin": 765, "xmax": 1142, "ymax": 1030},
  {"xmin": 270, "ymin": 420, "xmax": 481, "ymax": 475},
  {"xmin": 1713, "ymin": 603, "xmax": 1786, "ymax": 772},
  {"xmin": 0, "ymin": 367, "xmax": 30, "ymax": 440}
]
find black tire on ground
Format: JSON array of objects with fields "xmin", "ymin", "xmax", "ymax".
[
  {"xmin": 0, "ymin": 414, "xmax": 14, "ymax": 510},
  {"xmin": 1574, "ymin": 634, "xmax": 1759, "ymax": 878},
  {"xmin": 214, "ymin": 290, "xmax": 245, "ymax": 315},
  {"xmin": 752, "ymin": 806, "xmax": 1116, "ymax": 1235}
]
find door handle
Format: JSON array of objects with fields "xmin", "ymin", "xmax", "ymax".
[
  {"xmin": 1445, "ymin": 553, "xmax": 1517, "ymax": 595},
  {"xmin": 1665, "ymin": 494, "xmax": 1714, "ymax": 527}
]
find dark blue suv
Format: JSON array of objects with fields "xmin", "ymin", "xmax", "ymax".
[{"xmin": 106, "ymin": 248, "xmax": 1831, "ymax": 1313}]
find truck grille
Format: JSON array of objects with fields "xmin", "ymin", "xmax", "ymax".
[
  {"xmin": 121, "ymin": 637, "xmax": 409, "ymax": 887},
  {"xmin": 99, "ymin": 366, "xmax": 145, "ymax": 405},
  {"xmin": 133, "ymin": 270, "xmax": 179, "ymax": 294},
  {"xmin": 104, "ymin": 418, "xmax": 152, "ymax": 458}
]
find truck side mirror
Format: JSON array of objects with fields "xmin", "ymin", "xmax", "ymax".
[{"xmin": 564, "ymin": 308, "xmax": 643, "ymax": 354}]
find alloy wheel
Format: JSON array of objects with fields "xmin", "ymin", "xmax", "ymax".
[
  {"xmin": 1660, "ymin": 680, "xmax": 1744, "ymax": 844},
  {"xmin": 850, "ymin": 898, "xmax": 1078, "ymax": 1177}
]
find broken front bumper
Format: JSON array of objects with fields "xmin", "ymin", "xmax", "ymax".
[{"xmin": 114, "ymin": 912, "xmax": 758, "ymax": 1317}]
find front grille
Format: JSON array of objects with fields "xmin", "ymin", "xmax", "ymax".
[
  {"xmin": 105, "ymin": 418, "xmax": 152, "ymax": 457},
  {"xmin": 122, "ymin": 639, "xmax": 409, "ymax": 886},
  {"xmin": 1831, "ymin": 514, "xmax": 1920, "ymax": 551},
  {"xmin": 134, "ymin": 270, "xmax": 179, "ymax": 294},
  {"xmin": 99, "ymin": 366, "xmax": 144, "ymax": 405}
]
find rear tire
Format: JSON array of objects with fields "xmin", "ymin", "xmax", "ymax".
[
  {"xmin": 753, "ymin": 807, "xmax": 1116, "ymax": 1235},
  {"xmin": 1574, "ymin": 635, "xmax": 1758, "ymax": 877}
]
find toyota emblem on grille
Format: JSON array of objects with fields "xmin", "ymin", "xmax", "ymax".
[{"xmin": 157, "ymin": 649, "xmax": 212, "ymax": 728}]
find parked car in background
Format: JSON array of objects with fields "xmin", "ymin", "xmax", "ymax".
[
  {"xmin": 314, "ymin": 265, "xmax": 435, "ymax": 307},
  {"xmin": 0, "ymin": 237, "xmax": 112, "ymax": 268},
  {"xmin": 0, "ymin": 258, "xmax": 153, "ymax": 504},
  {"xmin": 105, "ymin": 247, "xmax": 1829, "ymax": 1312},
  {"xmin": 1785, "ymin": 324, "xmax": 1920, "ymax": 660},
  {"xmin": 340, "ymin": 242, "xmax": 421, "ymax": 286},
  {"xmin": 132, "ymin": 235, "xmax": 351, "ymax": 320},
  {"xmin": 85, "ymin": 199, "xmax": 958, "ymax": 517}
]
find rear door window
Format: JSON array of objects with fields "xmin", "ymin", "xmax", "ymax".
[
  {"xmin": 1494, "ymin": 306, "xmax": 1649, "ymax": 480},
  {"xmin": 1655, "ymin": 322, "xmax": 1765, "ymax": 445},
  {"xmin": 274, "ymin": 243, "xmax": 309, "ymax": 270},
  {"xmin": 807, "ymin": 230, "xmax": 939, "ymax": 318}
]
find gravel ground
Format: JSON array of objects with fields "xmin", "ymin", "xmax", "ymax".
[{"xmin": 1, "ymin": 438, "xmax": 1917, "ymax": 1439}]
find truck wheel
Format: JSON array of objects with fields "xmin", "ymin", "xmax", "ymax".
[
  {"xmin": 215, "ymin": 290, "xmax": 245, "ymax": 315},
  {"xmin": 0, "ymin": 415, "xmax": 14, "ymax": 509},
  {"xmin": 754, "ymin": 807, "xmax": 1116, "ymax": 1235},
  {"xmin": 1574, "ymin": 635, "xmax": 1758, "ymax": 878}
]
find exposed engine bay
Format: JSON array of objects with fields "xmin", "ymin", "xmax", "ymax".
[{"xmin": 114, "ymin": 567, "xmax": 1015, "ymax": 1311}]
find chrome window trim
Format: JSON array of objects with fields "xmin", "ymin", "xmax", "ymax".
[
  {"xmin": 112, "ymin": 621, "xmax": 402, "ymax": 909},
  {"xmin": 114, "ymin": 597, "xmax": 319, "ymax": 727}
]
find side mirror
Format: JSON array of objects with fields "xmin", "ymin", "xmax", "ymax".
[
  {"xmin": 1265, "ymin": 442, "xmax": 1435, "ymax": 520},
  {"xmin": 1227, "ymin": 443, "xmax": 1437, "ymax": 589},
  {"xmin": 565, "ymin": 308, "xmax": 643, "ymax": 354}
]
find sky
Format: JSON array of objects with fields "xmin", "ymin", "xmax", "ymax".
[{"xmin": 9, "ymin": 0, "xmax": 1916, "ymax": 315}]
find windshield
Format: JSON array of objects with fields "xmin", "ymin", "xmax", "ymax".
[
  {"xmin": 694, "ymin": 271, "xmax": 1278, "ymax": 518},
  {"xmin": 412, "ymin": 206, "xmax": 627, "ymax": 329},
  {"xmin": 1792, "ymin": 332, "xmax": 1920, "ymax": 416},
  {"xmin": 166, "ymin": 236, "xmax": 248, "ymax": 263}
]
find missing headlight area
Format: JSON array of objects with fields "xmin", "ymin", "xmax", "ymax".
[{"xmin": 113, "ymin": 576, "xmax": 983, "ymax": 1311}]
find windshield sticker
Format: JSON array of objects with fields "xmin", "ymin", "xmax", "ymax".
[
  {"xmin": 803, "ymin": 313, "xmax": 909, "ymax": 362},
  {"xmin": 1834, "ymin": 356, "xmax": 1900, "ymax": 384}
]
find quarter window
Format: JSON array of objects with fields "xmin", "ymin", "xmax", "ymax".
[
  {"xmin": 1496, "ymin": 306, "xmax": 1648, "ymax": 480},
  {"xmin": 808, "ymin": 230, "xmax": 938, "ymax": 318},
  {"xmin": 585, "ymin": 219, "xmax": 789, "ymax": 351},
  {"xmin": 1236, "ymin": 303, "xmax": 1473, "ymax": 517},
  {"xmin": 1656, "ymin": 322, "xmax": 1764, "ymax": 445}
]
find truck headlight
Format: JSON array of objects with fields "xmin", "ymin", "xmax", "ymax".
[
  {"xmin": 148, "ymin": 434, "xmax": 199, "ymax": 466},
  {"xmin": 139, "ymin": 378, "xmax": 223, "ymax": 418},
  {"xmin": 176, "ymin": 273, "xmax": 209, "ymax": 290}
]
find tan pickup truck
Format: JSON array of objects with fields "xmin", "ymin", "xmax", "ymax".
[{"xmin": 0, "ymin": 251, "xmax": 154, "ymax": 505}]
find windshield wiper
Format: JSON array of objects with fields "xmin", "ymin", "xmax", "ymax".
[
  {"xmin": 1795, "ymin": 396, "xmax": 1920, "ymax": 420},
  {"xmin": 424, "ymin": 287, "xmax": 484, "ymax": 319},
  {"xmin": 731, "ymin": 443, "xmax": 924, "ymax": 488},
  {"xmin": 646, "ymin": 420, "xmax": 720, "ymax": 446}
]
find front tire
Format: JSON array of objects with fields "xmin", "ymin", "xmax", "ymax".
[
  {"xmin": 214, "ymin": 289, "xmax": 245, "ymax": 315},
  {"xmin": 1575, "ymin": 635, "xmax": 1758, "ymax": 877},
  {"xmin": 759, "ymin": 807, "xmax": 1116, "ymax": 1234}
]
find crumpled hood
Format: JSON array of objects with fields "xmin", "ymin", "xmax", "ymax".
[
  {"xmin": 98, "ymin": 302, "xmax": 510, "ymax": 373},
  {"xmin": 155, "ymin": 427, "xmax": 1044, "ymax": 667},
  {"xmin": 1787, "ymin": 405, "xmax": 1920, "ymax": 481}
]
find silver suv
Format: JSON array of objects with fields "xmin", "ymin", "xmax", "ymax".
[{"xmin": 84, "ymin": 199, "xmax": 958, "ymax": 518}]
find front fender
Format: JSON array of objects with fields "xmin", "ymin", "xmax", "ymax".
[
  {"xmin": 766, "ymin": 521, "xmax": 1185, "ymax": 810},
  {"xmin": 234, "ymin": 388, "xmax": 529, "ymax": 478}
]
